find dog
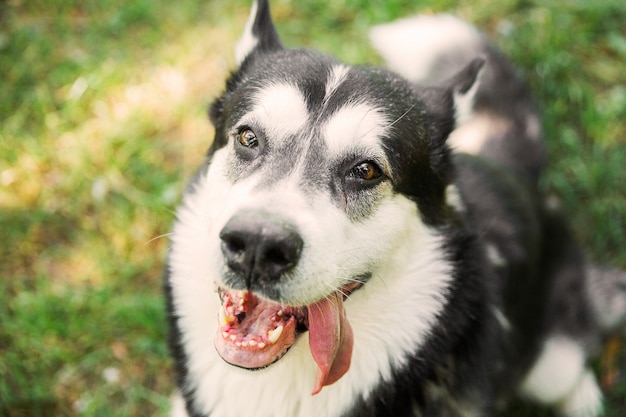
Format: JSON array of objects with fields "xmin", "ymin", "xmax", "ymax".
[{"xmin": 164, "ymin": 1, "xmax": 626, "ymax": 416}]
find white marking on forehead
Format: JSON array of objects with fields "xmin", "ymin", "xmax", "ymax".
[
  {"xmin": 322, "ymin": 102, "xmax": 389, "ymax": 155},
  {"xmin": 248, "ymin": 83, "xmax": 310, "ymax": 141},
  {"xmin": 324, "ymin": 65, "xmax": 350, "ymax": 102}
]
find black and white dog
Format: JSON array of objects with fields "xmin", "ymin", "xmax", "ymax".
[{"xmin": 164, "ymin": 1, "xmax": 626, "ymax": 416}]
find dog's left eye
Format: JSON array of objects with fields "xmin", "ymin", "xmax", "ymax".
[
  {"xmin": 238, "ymin": 129, "xmax": 258, "ymax": 148},
  {"xmin": 349, "ymin": 161, "xmax": 383, "ymax": 182}
]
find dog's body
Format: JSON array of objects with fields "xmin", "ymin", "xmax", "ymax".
[{"xmin": 164, "ymin": 2, "xmax": 626, "ymax": 416}]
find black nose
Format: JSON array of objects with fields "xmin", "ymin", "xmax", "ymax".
[{"xmin": 219, "ymin": 211, "xmax": 303, "ymax": 286}]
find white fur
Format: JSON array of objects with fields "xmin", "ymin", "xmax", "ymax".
[
  {"xmin": 369, "ymin": 14, "xmax": 481, "ymax": 84},
  {"xmin": 485, "ymin": 243, "xmax": 506, "ymax": 267},
  {"xmin": 445, "ymin": 184, "xmax": 465, "ymax": 212},
  {"xmin": 235, "ymin": 0, "xmax": 259, "ymax": 64},
  {"xmin": 324, "ymin": 65, "xmax": 351, "ymax": 103},
  {"xmin": 322, "ymin": 102, "xmax": 390, "ymax": 163},
  {"xmin": 170, "ymin": 392, "xmax": 189, "ymax": 417},
  {"xmin": 168, "ymin": 4, "xmax": 607, "ymax": 417},
  {"xmin": 557, "ymin": 370, "xmax": 604, "ymax": 417},
  {"xmin": 520, "ymin": 336, "xmax": 586, "ymax": 405},
  {"xmin": 169, "ymin": 140, "xmax": 454, "ymax": 416},
  {"xmin": 453, "ymin": 69, "xmax": 482, "ymax": 128},
  {"xmin": 586, "ymin": 267, "xmax": 626, "ymax": 330},
  {"xmin": 235, "ymin": 82, "xmax": 310, "ymax": 145},
  {"xmin": 448, "ymin": 113, "xmax": 509, "ymax": 156}
]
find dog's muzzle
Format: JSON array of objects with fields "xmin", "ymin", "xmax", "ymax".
[
  {"xmin": 220, "ymin": 211, "xmax": 303, "ymax": 288},
  {"xmin": 215, "ymin": 210, "xmax": 358, "ymax": 395}
]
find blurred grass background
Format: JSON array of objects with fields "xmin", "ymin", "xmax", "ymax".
[{"xmin": 0, "ymin": 0, "xmax": 624, "ymax": 416}]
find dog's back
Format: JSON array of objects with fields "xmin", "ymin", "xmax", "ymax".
[{"xmin": 372, "ymin": 14, "xmax": 626, "ymax": 416}]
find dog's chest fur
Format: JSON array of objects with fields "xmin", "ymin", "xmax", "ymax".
[{"xmin": 168, "ymin": 160, "xmax": 489, "ymax": 417}]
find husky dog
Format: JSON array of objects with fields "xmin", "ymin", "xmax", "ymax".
[{"xmin": 164, "ymin": 1, "xmax": 626, "ymax": 416}]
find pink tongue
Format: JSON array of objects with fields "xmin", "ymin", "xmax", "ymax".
[{"xmin": 307, "ymin": 292, "xmax": 354, "ymax": 395}]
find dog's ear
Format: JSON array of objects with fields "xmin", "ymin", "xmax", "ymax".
[
  {"xmin": 412, "ymin": 58, "xmax": 483, "ymax": 184},
  {"xmin": 208, "ymin": 0, "xmax": 283, "ymax": 150},
  {"xmin": 235, "ymin": 0, "xmax": 283, "ymax": 65},
  {"xmin": 447, "ymin": 57, "xmax": 484, "ymax": 128},
  {"xmin": 418, "ymin": 57, "xmax": 484, "ymax": 147}
]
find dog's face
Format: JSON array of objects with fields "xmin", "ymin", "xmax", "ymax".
[
  {"xmin": 169, "ymin": 0, "xmax": 482, "ymax": 396},
  {"xmin": 210, "ymin": 51, "xmax": 433, "ymax": 302}
]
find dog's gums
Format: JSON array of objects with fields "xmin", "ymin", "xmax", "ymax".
[
  {"xmin": 215, "ymin": 290, "xmax": 302, "ymax": 367},
  {"xmin": 214, "ymin": 286, "xmax": 359, "ymax": 395}
]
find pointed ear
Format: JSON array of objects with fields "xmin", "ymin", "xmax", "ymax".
[
  {"xmin": 235, "ymin": 0, "xmax": 283, "ymax": 65},
  {"xmin": 447, "ymin": 57, "xmax": 485, "ymax": 127},
  {"xmin": 414, "ymin": 58, "xmax": 484, "ymax": 178},
  {"xmin": 417, "ymin": 57, "xmax": 485, "ymax": 145}
]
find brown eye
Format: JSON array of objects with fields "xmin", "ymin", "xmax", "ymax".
[
  {"xmin": 350, "ymin": 161, "xmax": 383, "ymax": 181},
  {"xmin": 238, "ymin": 129, "xmax": 258, "ymax": 148}
]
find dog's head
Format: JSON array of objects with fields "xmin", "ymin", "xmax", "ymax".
[{"xmin": 171, "ymin": 0, "xmax": 482, "ymax": 395}]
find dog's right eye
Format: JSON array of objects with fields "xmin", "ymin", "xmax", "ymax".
[
  {"xmin": 349, "ymin": 161, "xmax": 383, "ymax": 181},
  {"xmin": 351, "ymin": 161, "xmax": 382, "ymax": 181},
  {"xmin": 346, "ymin": 160, "xmax": 385, "ymax": 188},
  {"xmin": 237, "ymin": 129, "xmax": 258, "ymax": 148}
]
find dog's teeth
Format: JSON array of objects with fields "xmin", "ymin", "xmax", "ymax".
[
  {"xmin": 277, "ymin": 310, "xmax": 283, "ymax": 317},
  {"xmin": 219, "ymin": 305, "xmax": 236, "ymax": 327},
  {"xmin": 222, "ymin": 331, "xmax": 229, "ymax": 339},
  {"xmin": 257, "ymin": 342, "xmax": 266, "ymax": 349},
  {"xmin": 267, "ymin": 325, "xmax": 283, "ymax": 344},
  {"xmin": 241, "ymin": 341, "xmax": 249, "ymax": 347},
  {"xmin": 229, "ymin": 335, "xmax": 237, "ymax": 342},
  {"xmin": 248, "ymin": 340, "xmax": 257, "ymax": 347},
  {"xmin": 235, "ymin": 341, "xmax": 242, "ymax": 347},
  {"xmin": 218, "ymin": 307, "xmax": 227, "ymax": 326}
]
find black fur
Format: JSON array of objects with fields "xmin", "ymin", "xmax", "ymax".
[{"xmin": 165, "ymin": 2, "xmax": 620, "ymax": 416}]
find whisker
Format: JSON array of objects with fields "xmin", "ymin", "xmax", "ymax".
[
  {"xmin": 145, "ymin": 233, "xmax": 174, "ymax": 245},
  {"xmin": 359, "ymin": 102, "xmax": 417, "ymax": 141},
  {"xmin": 336, "ymin": 287, "xmax": 351, "ymax": 299},
  {"xmin": 385, "ymin": 103, "xmax": 417, "ymax": 130}
]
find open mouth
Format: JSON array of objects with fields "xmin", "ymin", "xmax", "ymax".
[{"xmin": 214, "ymin": 281, "xmax": 364, "ymax": 394}]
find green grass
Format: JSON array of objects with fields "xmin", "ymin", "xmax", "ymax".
[{"xmin": 1, "ymin": 0, "xmax": 624, "ymax": 416}]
